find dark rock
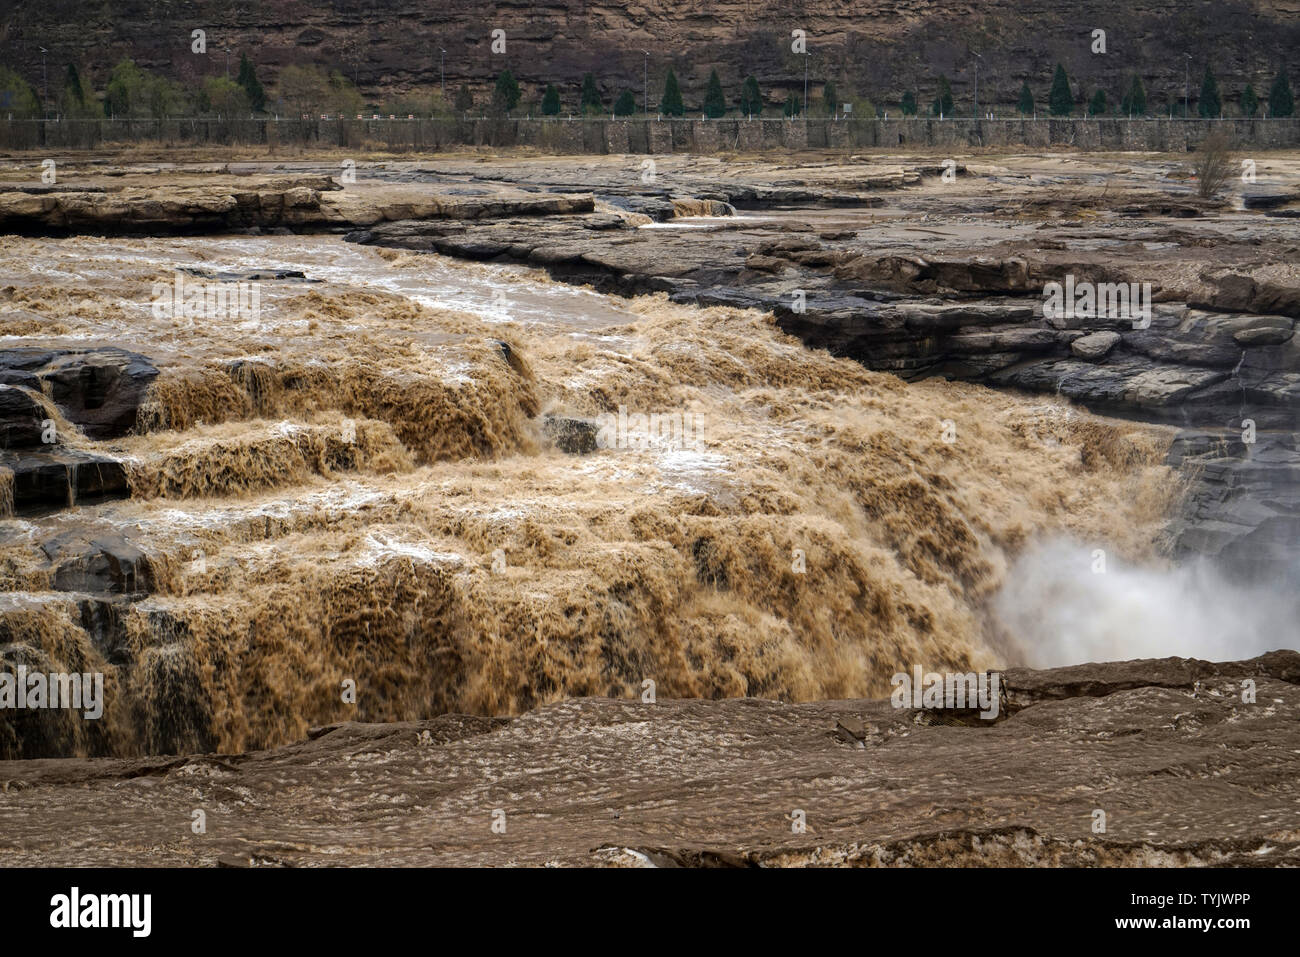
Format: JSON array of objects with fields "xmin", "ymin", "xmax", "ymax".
[
  {"xmin": 0, "ymin": 348, "xmax": 158, "ymax": 440},
  {"xmin": 542, "ymin": 415, "xmax": 598, "ymax": 454},
  {"xmin": 1, "ymin": 449, "xmax": 130, "ymax": 513},
  {"xmin": 179, "ymin": 266, "xmax": 316, "ymax": 282},
  {"xmin": 0, "ymin": 384, "xmax": 51, "ymax": 449},
  {"xmin": 43, "ymin": 532, "xmax": 155, "ymax": 595},
  {"xmin": 1071, "ymin": 331, "xmax": 1121, "ymax": 359}
]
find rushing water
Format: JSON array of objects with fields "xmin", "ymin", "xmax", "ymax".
[{"xmin": 0, "ymin": 232, "xmax": 1273, "ymax": 759}]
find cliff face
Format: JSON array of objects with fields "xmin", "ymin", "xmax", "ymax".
[{"xmin": 1, "ymin": 0, "xmax": 1298, "ymax": 114}]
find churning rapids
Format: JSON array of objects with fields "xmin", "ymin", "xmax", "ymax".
[{"xmin": 1, "ymin": 233, "xmax": 1293, "ymax": 758}]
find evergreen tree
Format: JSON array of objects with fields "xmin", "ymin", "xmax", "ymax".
[
  {"xmin": 492, "ymin": 69, "xmax": 521, "ymax": 114},
  {"xmin": 900, "ymin": 90, "xmax": 917, "ymax": 116},
  {"xmin": 739, "ymin": 75, "xmax": 762, "ymax": 116},
  {"xmin": 1269, "ymin": 68, "xmax": 1294, "ymax": 117},
  {"xmin": 1241, "ymin": 83, "xmax": 1258, "ymax": 118},
  {"xmin": 614, "ymin": 89, "xmax": 636, "ymax": 116},
  {"xmin": 580, "ymin": 72, "xmax": 602, "ymax": 114},
  {"xmin": 1198, "ymin": 66, "xmax": 1221, "ymax": 117},
  {"xmin": 783, "ymin": 92, "xmax": 801, "ymax": 117},
  {"xmin": 659, "ymin": 68, "xmax": 684, "ymax": 115},
  {"xmin": 1088, "ymin": 89, "xmax": 1106, "ymax": 116},
  {"xmin": 454, "ymin": 83, "xmax": 474, "ymax": 114},
  {"xmin": 59, "ymin": 63, "xmax": 97, "ymax": 117},
  {"xmin": 63, "ymin": 64, "xmax": 85, "ymax": 107},
  {"xmin": 541, "ymin": 83, "xmax": 561, "ymax": 116},
  {"xmin": 821, "ymin": 79, "xmax": 838, "ymax": 116},
  {"xmin": 236, "ymin": 52, "xmax": 265, "ymax": 112},
  {"xmin": 1017, "ymin": 81, "xmax": 1034, "ymax": 115},
  {"xmin": 702, "ymin": 69, "xmax": 726, "ymax": 117},
  {"xmin": 1122, "ymin": 75, "xmax": 1146, "ymax": 116},
  {"xmin": 931, "ymin": 74, "xmax": 953, "ymax": 116},
  {"xmin": 1049, "ymin": 64, "xmax": 1073, "ymax": 116}
]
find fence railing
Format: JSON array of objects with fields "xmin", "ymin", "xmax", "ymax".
[{"xmin": 2, "ymin": 116, "xmax": 1298, "ymax": 153}]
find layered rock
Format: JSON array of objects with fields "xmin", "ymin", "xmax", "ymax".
[
  {"xmin": 1, "ymin": 652, "xmax": 1296, "ymax": 866},
  {"xmin": 0, "ymin": 348, "xmax": 153, "ymax": 514}
]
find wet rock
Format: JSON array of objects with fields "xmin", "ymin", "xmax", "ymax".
[
  {"xmin": 1241, "ymin": 188, "xmax": 1300, "ymax": 210},
  {"xmin": 2, "ymin": 652, "xmax": 1297, "ymax": 866},
  {"xmin": 0, "ymin": 448, "xmax": 129, "ymax": 513},
  {"xmin": 1166, "ymin": 432, "xmax": 1300, "ymax": 585},
  {"xmin": 1071, "ymin": 331, "xmax": 1122, "ymax": 359},
  {"xmin": 0, "ymin": 347, "xmax": 158, "ymax": 440},
  {"xmin": 541, "ymin": 415, "xmax": 599, "ymax": 454},
  {"xmin": 43, "ymin": 532, "xmax": 155, "ymax": 595},
  {"xmin": 179, "ymin": 266, "xmax": 316, "ymax": 283},
  {"xmin": 0, "ymin": 384, "xmax": 50, "ymax": 448},
  {"xmin": 1229, "ymin": 315, "xmax": 1295, "ymax": 347}
]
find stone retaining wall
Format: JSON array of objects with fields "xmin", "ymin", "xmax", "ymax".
[{"xmin": 3, "ymin": 116, "xmax": 1299, "ymax": 153}]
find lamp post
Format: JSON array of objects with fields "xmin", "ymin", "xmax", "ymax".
[
  {"xmin": 972, "ymin": 51, "xmax": 983, "ymax": 118},
  {"xmin": 803, "ymin": 53, "xmax": 809, "ymax": 118},
  {"xmin": 39, "ymin": 46, "xmax": 47, "ymax": 117},
  {"xmin": 1184, "ymin": 53, "xmax": 1191, "ymax": 118},
  {"xmin": 642, "ymin": 50, "xmax": 649, "ymax": 116},
  {"xmin": 440, "ymin": 49, "xmax": 446, "ymax": 103}
]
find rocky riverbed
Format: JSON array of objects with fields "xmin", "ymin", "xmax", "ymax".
[
  {"xmin": 1, "ymin": 150, "xmax": 1297, "ymax": 865},
  {"xmin": 2, "ymin": 651, "xmax": 1297, "ymax": 867}
]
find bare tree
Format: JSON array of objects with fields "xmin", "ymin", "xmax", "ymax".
[{"xmin": 1192, "ymin": 129, "xmax": 1234, "ymax": 200}]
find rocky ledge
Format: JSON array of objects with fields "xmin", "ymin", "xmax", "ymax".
[
  {"xmin": 0, "ymin": 348, "xmax": 156, "ymax": 515},
  {"xmin": 340, "ymin": 154, "xmax": 1300, "ymax": 584},
  {"xmin": 0, "ymin": 651, "xmax": 1296, "ymax": 866},
  {"xmin": 0, "ymin": 167, "xmax": 593, "ymax": 235}
]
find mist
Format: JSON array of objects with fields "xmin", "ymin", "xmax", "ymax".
[{"xmin": 993, "ymin": 538, "xmax": 1300, "ymax": 668}]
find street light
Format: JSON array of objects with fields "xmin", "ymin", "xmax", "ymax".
[
  {"xmin": 803, "ymin": 53, "xmax": 809, "ymax": 118},
  {"xmin": 642, "ymin": 50, "xmax": 649, "ymax": 116},
  {"xmin": 440, "ymin": 49, "xmax": 446, "ymax": 103},
  {"xmin": 972, "ymin": 51, "xmax": 984, "ymax": 119},
  {"xmin": 1184, "ymin": 53, "xmax": 1191, "ymax": 118},
  {"xmin": 38, "ymin": 47, "xmax": 47, "ymax": 118}
]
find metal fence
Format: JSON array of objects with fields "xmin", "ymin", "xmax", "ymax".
[{"xmin": 2, "ymin": 116, "xmax": 1298, "ymax": 153}]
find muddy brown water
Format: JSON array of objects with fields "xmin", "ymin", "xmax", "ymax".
[{"xmin": 1, "ymin": 233, "xmax": 1188, "ymax": 758}]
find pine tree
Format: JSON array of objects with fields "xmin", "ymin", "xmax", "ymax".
[
  {"xmin": 1123, "ymin": 75, "xmax": 1146, "ymax": 116},
  {"xmin": 822, "ymin": 79, "xmax": 838, "ymax": 116},
  {"xmin": 783, "ymin": 92, "xmax": 801, "ymax": 117},
  {"xmin": 63, "ymin": 64, "xmax": 85, "ymax": 107},
  {"xmin": 454, "ymin": 83, "xmax": 474, "ymax": 114},
  {"xmin": 1269, "ymin": 68, "xmax": 1294, "ymax": 117},
  {"xmin": 1089, "ymin": 89, "xmax": 1106, "ymax": 116},
  {"xmin": 900, "ymin": 90, "xmax": 917, "ymax": 116},
  {"xmin": 1017, "ymin": 82, "xmax": 1034, "ymax": 115},
  {"xmin": 1198, "ymin": 66, "xmax": 1221, "ymax": 117},
  {"xmin": 614, "ymin": 89, "xmax": 636, "ymax": 116},
  {"xmin": 236, "ymin": 52, "xmax": 265, "ymax": 112},
  {"xmin": 932, "ymin": 74, "xmax": 953, "ymax": 116},
  {"xmin": 659, "ymin": 69, "xmax": 684, "ymax": 115},
  {"xmin": 580, "ymin": 72, "xmax": 602, "ymax": 114},
  {"xmin": 739, "ymin": 75, "xmax": 762, "ymax": 116},
  {"xmin": 492, "ymin": 70, "xmax": 520, "ymax": 114},
  {"xmin": 702, "ymin": 69, "xmax": 726, "ymax": 117},
  {"xmin": 1241, "ymin": 83, "xmax": 1258, "ymax": 118},
  {"xmin": 541, "ymin": 83, "xmax": 561, "ymax": 116},
  {"xmin": 1049, "ymin": 64, "xmax": 1073, "ymax": 116}
]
